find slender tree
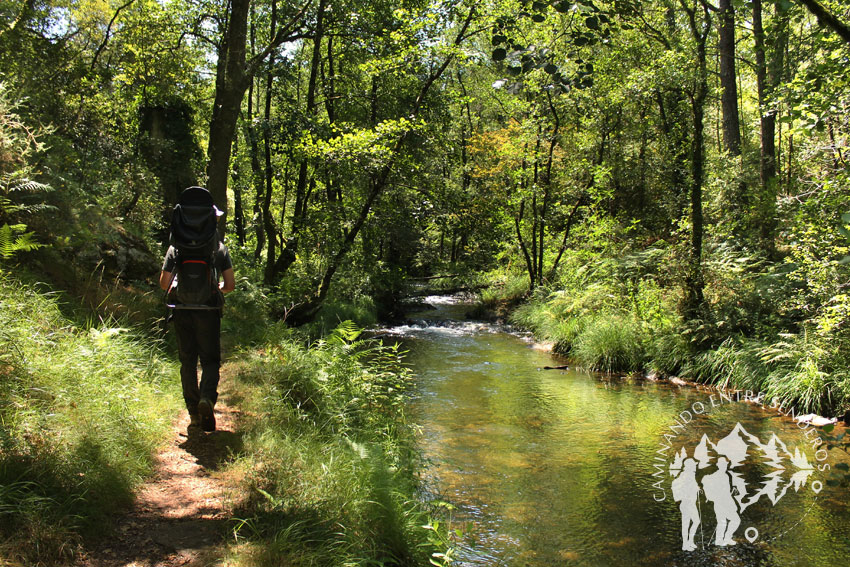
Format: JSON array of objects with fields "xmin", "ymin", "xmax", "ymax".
[
  {"xmin": 718, "ymin": 0, "xmax": 741, "ymax": 157},
  {"xmin": 206, "ymin": 0, "xmax": 310, "ymax": 231}
]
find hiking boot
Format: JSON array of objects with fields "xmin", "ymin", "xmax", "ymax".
[
  {"xmin": 188, "ymin": 412, "xmax": 202, "ymax": 430},
  {"xmin": 198, "ymin": 398, "xmax": 216, "ymax": 432}
]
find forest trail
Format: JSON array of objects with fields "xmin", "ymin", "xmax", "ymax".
[{"xmin": 79, "ymin": 371, "xmax": 243, "ymax": 567}]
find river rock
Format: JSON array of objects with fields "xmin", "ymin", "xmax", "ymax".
[{"xmin": 794, "ymin": 414, "xmax": 838, "ymax": 427}]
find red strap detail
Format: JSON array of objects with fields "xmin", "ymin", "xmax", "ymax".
[{"xmin": 182, "ymin": 260, "xmax": 209, "ymax": 265}]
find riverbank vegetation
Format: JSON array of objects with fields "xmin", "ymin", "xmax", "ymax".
[
  {"xmin": 0, "ymin": 274, "xmax": 450, "ymax": 565},
  {"xmin": 3, "ymin": 0, "xmax": 850, "ymax": 562},
  {"xmin": 221, "ymin": 322, "xmax": 451, "ymax": 566},
  {"xmin": 0, "ymin": 276, "xmax": 181, "ymax": 564}
]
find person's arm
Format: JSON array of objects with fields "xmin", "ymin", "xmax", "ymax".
[
  {"xmin": 220, "ymin": 268, "xmax": 235, "ymax": 294},
  {"xmin": 159, "ymin": 270, "xmax": 173, "ymax": 291},
  {"xmin": 160, "ymin": 246, "xmax": 176, "ymax": 292}
]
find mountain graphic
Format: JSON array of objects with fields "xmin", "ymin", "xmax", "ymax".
[
  {"xmin": 759, "ymin": 434, "xmax": 787, "ymax": 470},
  {"xmin": 694, "ymin": 434, "xmax": 717, "ymax": 469},
  {"xmin": 667, "ymin": 422, "xmax": 818, "ymax": 550},
  {"xmin": 669, "ymin": 422, "xmax": 814, "ymax": 511}
]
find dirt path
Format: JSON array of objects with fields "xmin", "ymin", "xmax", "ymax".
[{"xmin": 79, "ymin": 377, "xmax": 243, "ymax": 567}]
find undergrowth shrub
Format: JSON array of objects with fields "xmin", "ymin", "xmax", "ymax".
[
  {"xmin": 226, "ymin": 321, "xmax": 451, "ymax": 567},
  {"xmin": 0, "ymin": 276, "xmax": 179, "ymax": 564},
  {"xmin": 478, "ymin": 270, "xmax": 529, "ymax": 308}
]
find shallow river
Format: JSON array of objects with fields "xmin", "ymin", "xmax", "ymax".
[{"xmin": 385, "ymin": 297, "xmax": 850, "ymax": 567}]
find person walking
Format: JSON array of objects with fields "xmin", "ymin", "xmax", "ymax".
[{"xmin": 159, "ymin": 187, "xmax": 235, "ymax": 432}]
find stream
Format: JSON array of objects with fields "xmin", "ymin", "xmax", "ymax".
[{"xmin": 384, "ymin": 296, "xmax": 850, "ymax": 567}]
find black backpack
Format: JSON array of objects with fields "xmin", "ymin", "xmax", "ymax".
[{"xmin": 165, "ymin": 187, "xmax": 223, "ymax": 310}]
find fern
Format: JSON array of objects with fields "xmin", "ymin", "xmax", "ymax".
[
  {"xmin": 0, "ymin": 174, "xmax": 54, "ymax": 217},
  {"xmin": 327, "ymin": 320, "xmax": 363, "ymax": 345},
  {"xmin": 0, "ymin": 223, "xmax": 41, "ymax": 260}
]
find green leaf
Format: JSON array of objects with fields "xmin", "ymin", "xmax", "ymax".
[
  {"xmin": 544, "ymin": 63, "xmax": 558, "ymax": 74},
  {"xmin": 492, "ymin": 48, "xmax": 507, "ymax": 62},
  {"xmin": 823, "ymin": 424, "xmax": 835, "ymax": 433},
  {"xmin": 836, "ymin": 463, "xmax": 850, "ymax": 471},
  {"xmin": 532, "ymin": 1, "xmax": 547, "ymax": 11},
  {"xmin": 585, "ymin": 16, "xmax": 599, "ymax": 30},
  {"xmin": 554, "ymin": 1, "xmax": 572, "ymax": 13},
  {"xmin": 532, "ymin": 13, "xmax": 546, "ymax": 22},
  {"xmin": 492, "ymin": 34, "xmax": 507, "ymax": 45},
  {"xmin": 507, "ymin": 65, "xmax": 522, "ymax": 76}
]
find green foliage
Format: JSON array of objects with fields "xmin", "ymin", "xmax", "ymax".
[
  {"xmin": 0, "ymin": 83, "xmax": 54, "ymax": 263},
  {"xmin": 0, "ymin": 222, "xmax": 40, "ymax": 259},
  {"xmin": 571, "ymin": 313, "xmax": 646, "ymax": 373},
  {"xmin": 0, "ymin": 277, "xmax": 180, "ymax": 564},
  {"xmin": 220, "ymin": 274, "xmax": 274, "ymax": 350},
  {"xmin": 225, "ymin": 322, "xmax": 452, "ymax": 566}
]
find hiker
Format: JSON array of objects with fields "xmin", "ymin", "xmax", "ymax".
[
  {"xmin": 671, "ymin": 457, "xmax": 701, "ymax": 551},
  {"xmin": 701, "ymin": 456, "xmax": 741, "ymax": 546},
  {"xmin": 159, "ymin": 186, "xmax": 235, "ymax": 432}
]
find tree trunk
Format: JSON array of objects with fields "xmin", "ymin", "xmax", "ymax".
[
  {"xmin": 515, "ymin": 199, "xmax": 536, "ymax": 290},
  {"xmin": 273, "ymin": 0, "xmax": 327, "ymax": 281},
  {"xmin": 258, "ymin": 0, "xmax": 278, "ymax": 278},
  {"xmin": 246, "ymin": 76, "xmax": 268, "ymax": 263},
  {"xmin": 206, "ymin": 0, "xmax": 308, "ymax": 236},
  {"xmin": 682, "ymin": 0, "xmax": 710, "ymax": 317},
  {"xmin": 753, "ymin": 0, "xmax": 788, "ymax": 255},
  {"xmin": 207, "ymin": 0, "xmax": 251, "ymax": 233},
  {"xmin": 231, "ymin": 134, "xmax": 247, "ymax": 245},
  {"xmin": 718, "ymin": 0, "xmax": 741, "ymax": 157}
]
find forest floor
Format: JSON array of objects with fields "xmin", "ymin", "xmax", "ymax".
[{"xmin": 78, "ymin": 367, "xmax": 244, "ymax": 567}]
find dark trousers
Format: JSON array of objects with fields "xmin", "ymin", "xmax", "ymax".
[{"xmin": 173, "ymin": 309, "xmax": 221, "ymax": 412}]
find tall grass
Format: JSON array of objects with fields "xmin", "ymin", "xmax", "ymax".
[
  {"xmin": 572, "ymin": 314, "xmax": 646, "ymax": 373},
  {"xmin": 494, "ymin": 246, "xmax": 850, "ymax": 415},
  {"xmin": 223, "ymin": 321, "xmax": 451, "ymax": 566},
  {"xmin": 0, "ymin": 276, "xmax": 180, "ymax": 564}
]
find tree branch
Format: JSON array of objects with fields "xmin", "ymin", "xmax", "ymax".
[
  {"xmin": 90, "ymin": 0, "xmax": 137, "ymax": 71},
  {"xmin": 0, "ymin": 0, "xmax": 36, "ymax": 40},
  {"xmin": 795, "ymin": 0, "xmax": 850, "ymax": 44},
  {"xmin": 246, "ymin": 0, "xmax": 313, "ymax": 76}
]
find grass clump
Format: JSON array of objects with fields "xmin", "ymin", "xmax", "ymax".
[
  {"xmin": 571, "ymin": 314, "xmax": 646, "ymax": 373},
  {"xmin": 0, "ymin": 276, "xmax": 180, "ymax": 565},
  {"xmin": 224, "ymin": 321, "xmax": 452, "ymax": 567}
]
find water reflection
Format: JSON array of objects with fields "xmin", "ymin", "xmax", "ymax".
[{"xmin": 392, "ymin": 299, "xmax": 850, "ymax": 567}]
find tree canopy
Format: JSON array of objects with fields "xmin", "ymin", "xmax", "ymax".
[{"xmin": 1, "ymin": 0, "xmax": 849, "ymax": 341}]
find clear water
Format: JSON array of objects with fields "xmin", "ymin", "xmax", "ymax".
[{"xmin": 386, "ymin": 297, "xmax": 850, "ymax": 567}]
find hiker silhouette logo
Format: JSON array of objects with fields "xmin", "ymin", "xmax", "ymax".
[
  {"xmin": 668, "ymin": 423, "xmax": 819, "ymax": 550},
  {"xmin": 651, "ymin": 390, "xmax": 840, "ymax": 551}
]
